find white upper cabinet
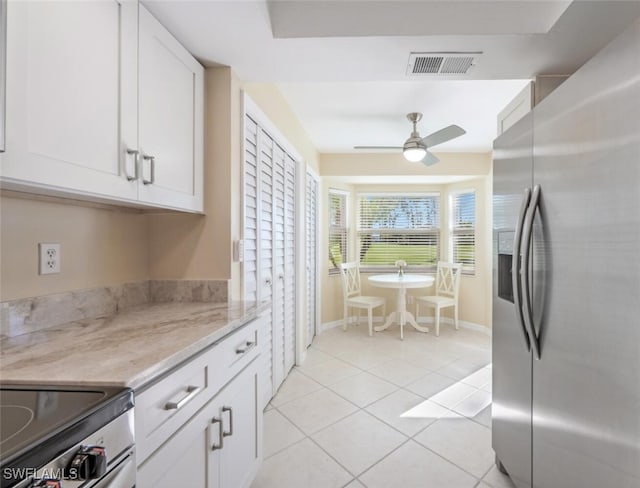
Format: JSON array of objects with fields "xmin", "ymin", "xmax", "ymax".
[
  {"xmin": 2, "ymin": 0, "xmax": 138, "ymax": 200},
  {"xmin": 137, "ymin": 5, "xmax": 203, "ymax": 211},
  {"xmin": 0, "ymin": 1, "xmax": 203, "ymax": 213}
]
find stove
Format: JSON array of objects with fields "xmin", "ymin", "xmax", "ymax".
[{"xmin": 0, "ymin": 385, "xmax": 134, "ymax": 488}]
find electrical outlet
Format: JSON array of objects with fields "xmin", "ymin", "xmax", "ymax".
[{"xmin": 39, "ymin": 243, "xmax": 61, "ymax": 275}]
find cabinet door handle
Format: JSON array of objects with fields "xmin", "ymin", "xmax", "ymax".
[
  {"xmin": 235, "ymin": 340, "xmax": 256, "ymax": 355},
  {"xmin": 164, "ymin": 385, "xmax": 201, "ymax": 410},
  {"xmin": 211, "ymin": 416, "xmax": 223, "ymax": 451},
  {"xmin": 142, "ymin": 154, "xmax": 155, "ymax": 185},
  {"xmin": 222, "ymin": 406, "xmax": 233, "ymax": 437},
  {"xmin": 125, "ymin": 149, "xmax": 139, "ymax": 181}
]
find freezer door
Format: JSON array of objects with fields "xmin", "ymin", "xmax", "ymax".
[
  {"xmin": 492, "ymin": 112, "xmax": 533, "ymax": 488},
  {"xmin": 531, "ymin": 19, "xmax": 640, "ymax": 488}
]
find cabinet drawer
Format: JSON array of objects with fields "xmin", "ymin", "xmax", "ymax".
[
  {"xmin": 135, "ymin": 316, "xmax": 263, "ymax": 466},
  {"xmin": 207, "ymin": 318, "xmax": 261, "ymax": 396},
  {"xmin": 135, "ymin": 353, "xmax": 210, "ymax": 465}
]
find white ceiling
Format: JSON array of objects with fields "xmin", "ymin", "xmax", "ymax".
[
  {"xmin": 276, "ymin": 80, "xmax": 529, "ymax": 152},
  {"xmin": 144, "ymin": 0, "xmax": 640, "ymax": 154}
]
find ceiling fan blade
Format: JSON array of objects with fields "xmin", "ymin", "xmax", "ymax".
[
  {"xmin": 421, "ymin": 151, "xmax": 440, "ymax": 166},
  {"xmin": 422, "ymin": 125, "xmax": 466, "ymax": 148},
  {"xmin": 354, "ymin": 146, "xmax": 403, "ymax": 150}
]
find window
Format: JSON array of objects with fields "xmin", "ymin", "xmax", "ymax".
[
  {"xmin": 450, "ymin": 190, "xmax": 476, "ymax": 274},
  {"xmin": 329, "ymin": 189, "xmax": 347, "ymax": 273},
  {"xmin": 358, "ymin": 193, "xmax": 440, "ymax": 270}
]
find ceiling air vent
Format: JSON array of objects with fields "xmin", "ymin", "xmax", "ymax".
[{"xmin": 407, "ymin": 52, "xmax": 482, "ymax": 76}]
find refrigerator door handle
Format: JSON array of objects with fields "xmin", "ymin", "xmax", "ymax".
[
  {"xmin": 521, "ymin": 184, "xmax": 542, "ymax": 359},
  {"xmin": 512, "ymin": 187, "xmax": 532, "ymax": 352}
]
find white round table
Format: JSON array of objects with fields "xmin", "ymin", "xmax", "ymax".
[{"xmin": 368, "ymin": 273, "xmax": 435, "ymax": 339}]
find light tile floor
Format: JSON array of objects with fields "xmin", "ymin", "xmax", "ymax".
[{"xmin": 251, "ymin": 323, "xmax": 516, "ymax": 488}]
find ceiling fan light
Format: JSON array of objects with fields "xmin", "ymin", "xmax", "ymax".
[{"xmin": 403, "ymin": 146, "xmax": 427, "ymax": 162}]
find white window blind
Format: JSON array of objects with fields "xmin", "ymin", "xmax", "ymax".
[
  {"xmin": 450, "ymin": 190, "xmax": 476, "ymax": 274},
  {"xmin": 329, "ymin": 190, "xmax": 347, "ymax": 273},
  {"xmin": 358, "ymin": 193, "xmax": 440, "ymax": 270}
]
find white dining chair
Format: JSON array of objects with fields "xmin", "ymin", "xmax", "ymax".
[
  {"xmin": 340, "ymin": 262, "xmax": 386, "ymax": 336},
  {"xmin": 415, "ymin": 262, "xmax": 462, "ymax": 336}
]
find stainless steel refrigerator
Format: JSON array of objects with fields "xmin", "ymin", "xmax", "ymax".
[{"xmin": 492, "ymin": 18, "xmax": 640, "ymax": 488}]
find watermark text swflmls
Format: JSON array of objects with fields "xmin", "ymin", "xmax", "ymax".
[{"xmin": 3, "ymin": 467, "xmax": 65, "ymax": 479}]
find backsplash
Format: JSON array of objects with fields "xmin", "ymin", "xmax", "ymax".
[
  {"xmin": 0, "ymin": 279, "xmax": 229, "ymax": 338},
  {"xmin": 150, "ymin": 280, "xmax": 228, "ymax": 303}
]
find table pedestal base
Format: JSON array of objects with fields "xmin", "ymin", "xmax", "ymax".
[
  {"xmin": 368, "ymin": 274, "xmax": 434, "ymax": 340},
  {"xmin": 374, "ymin": 311, "xmax": 429, "ymax": 340}
]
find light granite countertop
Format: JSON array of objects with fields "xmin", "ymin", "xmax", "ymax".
[{"xmin": 0, "ymin": 301, "xmax": 268, "ymax": 390}]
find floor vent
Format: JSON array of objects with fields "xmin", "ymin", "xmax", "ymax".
[{"xmin": 407, "ymin": 52, "xmax": 481, "ymax": 76}]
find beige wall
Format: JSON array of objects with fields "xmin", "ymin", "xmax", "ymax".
[
  {"xmin": 321, "ymin": 152, "xmax": 491, "ymax": 178},
  {"xmin": 147, "ymin": 67, "xmax": 243, "ymax": 299},
  {"xmin": 318, "ymin": 152, "xmax": 493, "ymax": 329},
  {"xmin": 146, "ymin": 73, "xmax": 323, "ymax": 303},
  {"xmin": 0, "ymin": 194, "xmax": 149, "ymax": 301},
  {"xmin": 243, "ymin": 83, "xmax": 320, "ymax": 174}
]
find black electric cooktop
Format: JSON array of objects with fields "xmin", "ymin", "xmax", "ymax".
[{"xmin": 0, "ymin": 385, "xmax": 134, "ymax": 486}]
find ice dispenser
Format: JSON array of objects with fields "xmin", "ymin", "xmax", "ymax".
[{"xmin": 497, "ymin": 231, "xmax": 515, "ymax": 302}]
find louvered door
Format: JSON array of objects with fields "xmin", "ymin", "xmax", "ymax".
[
  {"xmin": 243, "ymin": 110, "xmax": 298, "ymax": 405},
  {"xmin": 283, "ymin": 155, "xmax": 297, "ymax": 371},
  {"xmin": 305, "ymin": 172, "xmax": 319, "ymax": 347},
  {"xmin": 272, "ymin": 143, "xmax": 286, "ymax": 390},
  {"xmin": 243, "ymin": 116, "xmax": 259, "ymax": 302},
  {"xmin": 258, "ymin": 127, "xmax": 274, "ymax": 406}
]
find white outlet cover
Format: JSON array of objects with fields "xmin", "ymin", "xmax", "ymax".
[{"xmin": 39, "ymin": 243, "xmax": 61, "ymax": 275}]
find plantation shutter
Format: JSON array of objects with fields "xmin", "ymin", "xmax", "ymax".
[
  {"xmin": 328, "ymin": 190, "xmax": 347, "ymax": 273},
  {"xmin": 358, "ymin": 193, "xmax": 440, "ymax": 270},
  {"xmin": 450, "ymin": 190, "xmax": 476, "ymax": 273}
]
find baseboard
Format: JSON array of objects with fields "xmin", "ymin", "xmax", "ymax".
[
  {"xmin": 416, "ymin": 316, "xmax": 491, "ymax": 335},
  {"xmin": 320, "ymin": 315, "xmax": 384, "ymax": 333},
  {"xmin": 321, "ymin": 316, "xmax": 490, "ymax": 335}
]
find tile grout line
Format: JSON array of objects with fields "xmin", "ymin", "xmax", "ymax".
[{"xmin": 261, "ymin": 329, "xmax": 492, "ymax": 487}]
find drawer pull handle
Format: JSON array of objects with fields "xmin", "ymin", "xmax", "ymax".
[
  {"xmin": 211, "ymin": 417, "xmax": 223, "ymax": 451},
  {"xmin": 222, "ymin": 406, "xmax": 233, "ymax": 437},
  {"xmin": 235, "ymin": 340, "xmax": 256, "ymax": 355},
  {"xmin": 165, "ymin": 385, "xmax": 201, "ymax": 410}
]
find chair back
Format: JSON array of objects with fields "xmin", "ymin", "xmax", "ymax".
[
  {"xmin": 435, "ymin": 262, "xmax": 462, "ymax": 299},
  {"xmin": 340, "ymin": 262, "xmax": 362, "ymax": 298}
]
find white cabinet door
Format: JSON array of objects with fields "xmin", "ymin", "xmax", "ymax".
[
  {"xmin": 2, "ymin": 0, "xmax": 138, "ymax": 200},
  {"xmin": 137, "ymin": 5, "xmax": 204, "ymax": 212},
  {"xmin": 215, "ymin": 361, "xmax": 262, "ymax": 488},
  {"xmin": 138, "ymin": 362, "xmax": 262, "ymax": 488},
  {"xmin": 137, "ymin": 402, "xmax": 211, "ymax": 488}
]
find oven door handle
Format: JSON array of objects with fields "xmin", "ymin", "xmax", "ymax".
[{"xmin": 90, "ymin": 450, "xmax": 136, "ymax": 488}]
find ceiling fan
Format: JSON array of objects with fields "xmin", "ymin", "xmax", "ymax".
[{"xmin": 354, "ymin": 113, "xmax": 466, "ymax": 166}]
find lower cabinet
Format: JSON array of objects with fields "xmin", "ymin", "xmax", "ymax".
[{"xmin": 137, "ymin": 358, "xmax": 262, "ymax": 488}]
